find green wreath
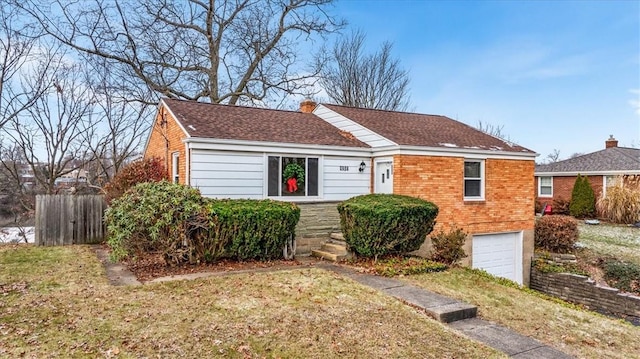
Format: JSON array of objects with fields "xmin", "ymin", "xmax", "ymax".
[{"xmin": 283, "ymin": 163, "xmax": 305, "ymax": 187}]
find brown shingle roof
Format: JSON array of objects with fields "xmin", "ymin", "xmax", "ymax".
[
  {"xmin": 162, "ymin": 98, "xmax": 369, "ymax": 148},
  {"xmin": 535, "ymin": 147, "xmax": 640, "ymax": 173},
  {"xmin": 323, "ymin": 104, "xmax": 534, "ymax": 153}
]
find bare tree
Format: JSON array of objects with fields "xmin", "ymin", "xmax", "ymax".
[
  {"xmin": 316, "ymin": 30, "xmax": 410, "ymax": 111},
  {"xmin": 19, "ymin": 0, "xmax": 343, "ymax": 106},
  {"xmin": 4, "ymin": 63, "xmax": 95, "ymax": 194},
  {"xmin": 476, "ymin": 120, "xmax": 511, "ymax": 141},
  {"xmin": 545, "ymin": 149, "xmax": 561, "ymax": 164},
  {"xmin": 0, "ymin": 2, "xmax": 56, "ymax": 130},
  {"xmin": 79, "ymin": 56, "xmax": 154, "ymax": 185},
  {"xmin": 0, "ymin": 141, "xmax": 35, "ymax": 222}
]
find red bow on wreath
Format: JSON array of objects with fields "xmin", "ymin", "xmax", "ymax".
[{"xmin": 286, "ymin": 177, "xmax": 298, "ymax": 193}]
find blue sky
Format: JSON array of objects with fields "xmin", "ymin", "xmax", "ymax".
[{"xmin": 330, "ymin": 0, "xmax": 640, "ymax": 162}]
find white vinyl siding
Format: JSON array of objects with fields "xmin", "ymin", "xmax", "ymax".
[
  {"xmin": 323, "ymin": 157, "xmax": 371, "ymax": 200},
  {"xmin": 313, "ymin": 105, "xmax": 396, "ymax": 148},
  {"xmin": 190, "ymin": 150, "xmax": 264, "ymax": 199},
  {"xmin": 538, "ymin": 176, "xmax": 553, "ymax": 197}
]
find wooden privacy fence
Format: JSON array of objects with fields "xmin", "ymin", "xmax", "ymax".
[{"xmin": 35, "ymin": 195, "xmax": 106, "ymax": 246}]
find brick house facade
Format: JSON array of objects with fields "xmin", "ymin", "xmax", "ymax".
[
  {"xmin": 535, "ymin": 136, "xmax": 640, "ymax": 213},
  {"xmin": 144, "ymin": 98, "xmax": 537, "ymax": 284}
]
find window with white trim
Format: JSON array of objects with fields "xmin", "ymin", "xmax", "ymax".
[
  {"xmin": 172, "ymin": 152, "xmax": 180, "ymax": 183},
  {"xmin": 538, "ymin": 176, "xmax": 553, "ymax": 197},
  {"xmin": 267, "ymin": 156, "xmax": 319, "ymax": 197},
  {"xmin": 464, "ymin": 160, "xmax": 484, "ymax": 200}
]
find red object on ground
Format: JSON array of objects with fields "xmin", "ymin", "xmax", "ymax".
[
  {"xmin": 543, "ymin": 204, "xmax": 552, "ymax": 215},
  {"xmin": 286, "ymin": 177, "xmax": 298, "ymax": 193}
]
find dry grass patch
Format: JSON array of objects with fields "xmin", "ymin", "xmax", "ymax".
[
  {"xmin": 0, "ymin": 245, "xmax": 503, "ymax": 358},
  {"xmin": 403, "ymin": 268, "xmax": 640, "ymax": 359},
  {"xmin": 578, "ymin": 223, "xmax": 640, "ymax": 265}
]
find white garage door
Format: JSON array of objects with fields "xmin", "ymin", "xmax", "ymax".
[{"xmin": 472, "ymin": 232, "xmax": 523, "ymax": 284}]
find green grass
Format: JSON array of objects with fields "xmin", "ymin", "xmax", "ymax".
[
  {"xmin": 404, "ymin": 268, "xmax": 640, "ymax": 359},
  {"xmin": 0, "ymin": 245, "xmax": 502, "ymax": 358},
  {"xmin": 578, "ymin": 223, "xmax": 640, "ymax": 265}
]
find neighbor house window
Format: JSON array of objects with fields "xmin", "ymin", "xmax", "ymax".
[
  {"xmin": 538, "ymin": 176, "xmax": 553, "ymax": 197},
  {"xmin": 464, "ymin": 160, "xmax": 484, "ymax": 200},
  {"xmin": 267, "ymin": 156, "xmax": 319, "ymax": 197},
  {"xmin": 172, "ymin": 152, "xmax": 179, "ymax": 183},
  {"xmin": 603, "ymin": 175, "xmax": 621, "ymax": 198}
]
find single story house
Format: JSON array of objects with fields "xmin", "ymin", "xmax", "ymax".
[
  {"xmin": 144, "ymin": 98, "xmax": 537, "ymax": 284},
  {"xmin": 535, "ymin": 136, "xmax": 640, "ymax": 208}
]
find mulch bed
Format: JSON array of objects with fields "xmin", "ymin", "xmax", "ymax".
[{"xmin": 122, "ymin": 251, "xmax": 314, "ymax": 282}]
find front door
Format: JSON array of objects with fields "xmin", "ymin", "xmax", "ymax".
[{"xmin": 375, "ymin": 161, "xmax": 393, "ymax": 194}]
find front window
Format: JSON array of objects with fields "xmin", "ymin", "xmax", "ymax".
[
  {"xmin": 172, "ymin": 152, "xmax": 180, "ymax": 183},
  {"xmin": 268, "ymin": 156, "xmax": 319, "ymax": 197},
  {"xmin": 538, "ymin": 176, "xmax": 553, "ymax": 197},
  {"xmin": 464, "ymin": 160, "xmax": 484, "ymax": 200}
]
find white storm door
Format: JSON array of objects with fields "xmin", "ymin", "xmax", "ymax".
[{"xmin": 375, "ymin": 160, "xmax": 393, "ymax": 194}]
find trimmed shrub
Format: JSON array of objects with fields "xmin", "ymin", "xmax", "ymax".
[
  {"xmin": 104, "ymin": 182, "xmax": 300, "ymax": 264},
  {"xmin": 569, "ymin": 175, "xmax": 595, "ymax": 218},
  {"xmin": 552, "ymin": 197, "xmax": 571, "ymax": 215},
  {"xmin": 204, "ymin": 199, "xmax": 300, "ymax": 261},
  {"xmin": 104, "ymin": 181, "xmax": 205, "ymax": 263},
  {"xmin": 604, "ymin": 261, "xmax": 640, "ymax": 294},
  {"xmin": 534, "ymin": 215, "xmax": 578, "ymax": 253},
  {"xmin": 104, "ymin": 157, "xmax": 167, "ymax": 204},
  {"xmin": 430, "ymin": 226, "xmax": 468, "ymax": 265},
  {"xmin": 337, "ymin": 194, "xmax": 438, "ymax": 260},
  {"xmin": 597, "ymin": 178, "xmax": 640, "ymax": 224}
]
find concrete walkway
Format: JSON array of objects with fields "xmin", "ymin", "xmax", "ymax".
[
  {"xmin": 95, "ymin": 250, "xmax": 573, "ymax": 358},
  {"xmin": 317, "ymin": 262, "xmax": 573, "ymax": 359}
]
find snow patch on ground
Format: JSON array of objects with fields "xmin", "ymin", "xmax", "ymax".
[{"xmin": 0, "ymin": 227, "xmax": 35, "ymax": 244}]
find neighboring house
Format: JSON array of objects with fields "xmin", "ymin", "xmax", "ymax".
[
  {"xmin": 535, "ymin": 136, "xmax": 640, "ymax": 208},
  {"xmin": 144, "ymin": 98, "xmax": 537, "ymax": 284}
]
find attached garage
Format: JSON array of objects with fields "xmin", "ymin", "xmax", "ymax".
[{"xmin": 472, "ymin": 232, "xmax": 523, "ymax": 284}]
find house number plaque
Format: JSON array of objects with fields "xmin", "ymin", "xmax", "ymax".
[{"xmin": 339, "ymin": 166, "xmax": 349, "ymax": 171}]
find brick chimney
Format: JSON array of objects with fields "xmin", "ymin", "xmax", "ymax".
[
  {"xmin": 299, "ymin": 98, "xmax": 316, "ymax": 113},
  {"xmin": 605, "ymin": 135, "xmax": 618, "ymax": 149}
]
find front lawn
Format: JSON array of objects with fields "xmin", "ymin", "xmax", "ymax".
[
  {"xmin": 403, "ymin": 269, "xmax": 640, "ymax": 359},
  {"xmin": 577, "ymin": 222, "xmax": 640, "ymax": 266},
  {"xmin": 0, "ymin": 245, "xmax": 501, "ymax": 358}
]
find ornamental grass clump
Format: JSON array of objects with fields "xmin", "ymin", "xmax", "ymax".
[
  {"xmin": 597, "ymin": 175, "xmax": 640, "ymax": 224},
  {"xmin": 337, "ymin": 194, "xmax": 438, "ymax": 260}
]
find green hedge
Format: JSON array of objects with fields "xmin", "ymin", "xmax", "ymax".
[
  {"xmin": 104, "ymin": 181, "xmax": 205, "ymax": 263},
  {"xmin": 104, "ymin": 181, "xmax": 300, "ymax": 264},
  {"xmin": 337, "ymin": 194, "xmax": 438, "ymax": 260},
  {"xmin": 204, "ymin": 199, "xmax": 300, "ymax": 261}
]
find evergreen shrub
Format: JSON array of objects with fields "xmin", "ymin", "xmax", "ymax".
[{"xmin": 337, "ymin": 194, "xmax": 438, "ymax": 260}]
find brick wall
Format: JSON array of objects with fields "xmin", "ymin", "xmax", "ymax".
[
  {"xmin": 393, "ymin": 155, "xmax": 535, "ymax": 234},
  {"xmin": 144, "ymin": 105, "xmax": 187, "ymax": 184},
  {"xmin": 530, "ymin": 268, "xmax": 640, "ymax": 318},
  {"xmin": 536, "ymin": 175, "xmax": 604, "ymax": 207}
]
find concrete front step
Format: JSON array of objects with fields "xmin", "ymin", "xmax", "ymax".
[
  {"xmin": 311, "ymin": 238, "xmax": 351, "ymax": 262},
  {"xmin": 330, "ymin": 232, "xmax": 345, "ymax": 241}
]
